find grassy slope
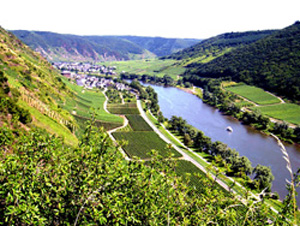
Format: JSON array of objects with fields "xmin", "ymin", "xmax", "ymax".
[
  {"xmin": 225, "ymin": 84, "xmax": 281, "ymax": 105},
  {"xmin": 0, "ymin": 27, "xmax": 78, "ymax": 146},
  {"xmin": 252, "ymin": 103, "xmax": 300, "ymax": 125}
]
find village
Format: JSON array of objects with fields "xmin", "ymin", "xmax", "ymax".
[
  {"xmin": 53, "ymin": 62, "xmax": 117, "ymax": 75},
  {"xmin": 54, "ymin": 62, "xmax": 130, "ymax": 91}
]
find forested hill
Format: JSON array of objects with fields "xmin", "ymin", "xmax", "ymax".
[
  {"xmin": 161, "ymin": 30, "xmax": 276, "ymax": 62},
  {"xmin": 184, "ymin": 22, "xmax": 300, "ymax": 101},
  {"xmin": 12, "ymin": 30, "xmax": 200, "ymax": 62}
]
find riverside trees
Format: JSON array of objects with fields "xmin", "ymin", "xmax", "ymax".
[{"xmin": 167, "ymin": 116, "xmax": 273, "ymax": 189}]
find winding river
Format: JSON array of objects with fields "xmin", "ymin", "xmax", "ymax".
[{"xmin": 146, "ymin": 84, "xmax": 300, "ymax": 203}]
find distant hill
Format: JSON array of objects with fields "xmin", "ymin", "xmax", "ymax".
[
  {"xmin": 119, "ymin": 35, "xmax": 200, "ymax": 57},
  {"xmin": 184, "ymin": 22, "xmax": 300, "ymax": 101},
  {"xmin": 11, "ymin": 30, "xmax": 200, "ymax": 62},
  {"xmin": 162, "ymin": 30, "xmax": 276, "ymax": 64}
]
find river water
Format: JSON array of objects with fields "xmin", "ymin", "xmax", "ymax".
[{"xmin": 146, "ymin": 84, "xmax": 300, "ymax": 203}]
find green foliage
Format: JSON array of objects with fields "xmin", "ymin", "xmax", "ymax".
[
  {"xmin": 105, "ymin": 89, "xmax": 122, "ymax": 103},
  {"xmin": 0, "ymin": 109, "xmax": 297, "ymax": 225},
  {"xmin": 186, "ymin": 22, "xmax": 300, "ymax": 102},
  {"xmin": 252, "ymin": 164, "xmax": 275, "ymax": 191},
  {"xmin": 0, "ymin": 73, "xmax": 32, "ymax": 124},
  {"xmin": 163, "ymin": 30, "xmax": 275, "ymax": 63}
]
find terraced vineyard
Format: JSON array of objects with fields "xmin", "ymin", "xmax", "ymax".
[{"xmin": 107, "ymin": 94, "xmax": 182, "ymax": 159}]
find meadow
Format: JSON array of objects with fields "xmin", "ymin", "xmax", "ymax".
[
  {"xmin": 252, "ymin": 103, "xmax": 300, "ymax": 125},
  {"xmin": 112, "ymin": 131, "xmax": 182, "ymax": 159},
  {"xmin": 225, "ymin": 84, "xmax": 281, "ymax": 105},
  {"xmin": 103, "ymin": 59, "xmax": 185, "ymax": 79}
]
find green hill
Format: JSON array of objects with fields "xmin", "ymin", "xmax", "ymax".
[
  {"xmin": 0, "ymin": 26, "xmax": 78, "ymax": 146},
  {"xmin": 12, "ymin": 30, "xmax": 200, "ymax": 62},
  {"xmin": 119, "ymin": 35, "xmax": 200, "ymax": 57},
  {"xmin": 184, "ymin": 22, "xmax": 300, "ymax": 101},
  {"xmin": 162, "ymin": 30, "xmax": 276, "ymax": 64}
]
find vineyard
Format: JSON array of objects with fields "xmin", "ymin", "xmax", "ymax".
[
  {"xmin": 107, "ymin": 104, "xmax": 140, "ymax": 115},
  {"xmin": 126, "ymin": 114, "xmax": 153, "ymax": 131},
  {"xmin": 112, "ymin": 131, "xmax": 181, "ymax": 159}
]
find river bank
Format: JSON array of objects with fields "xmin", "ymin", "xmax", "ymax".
[{"xmin": 142, "ymin": 83, "xmax": 300, "ymax": 205}]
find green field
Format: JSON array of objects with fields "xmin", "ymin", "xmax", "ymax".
[
  {"xmin": 103, "ymin": 59, "xmax": 185, "ymax": 79},
  {"xmin": 252, "ymin": 103, "xmax": 300, "ymax": 125},
  {"xmin": 126, "ymin": 114, "xmax": 153, "ymax": 131},
  {"xmin": 226, "ymin": 84, "xmax": 281, "ymax": 105},
  {"xmin": 112, "ymin": 131, "xmax": 182, "ymax": 159}
]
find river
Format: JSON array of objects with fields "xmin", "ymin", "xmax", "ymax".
[{"xmin": 145, "ymin": 83, "xmax": 300, "ymax": 203}]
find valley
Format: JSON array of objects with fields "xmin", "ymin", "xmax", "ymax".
[{"xmin": 1, "ymin": 22, "xmax": 300, "ymax": 224}]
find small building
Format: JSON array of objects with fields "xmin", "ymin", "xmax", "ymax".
[{"xmin": 61, "ymin": 70, "xmax": 71, "ymax": 78}]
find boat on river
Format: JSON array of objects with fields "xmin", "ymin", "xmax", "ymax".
[{"xmin": 226, "ymin": 126, "xmax": 233, "ymax": 132}]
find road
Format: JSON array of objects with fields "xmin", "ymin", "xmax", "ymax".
[{"xmin": 136, "ymin": 100, "xmax": 231, "ymax": 193}]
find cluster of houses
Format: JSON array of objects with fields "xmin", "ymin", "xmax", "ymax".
[
  {"xmin": 76, "ymin": 75, "xmax": 127, "ymax": 90},
  {"xmin": 53, "ymin": 62, "xmax": 117, "ymax": 76},
  {"xmin": 53, "ymin": 61, "xmax": 130, "ymax": 90}
]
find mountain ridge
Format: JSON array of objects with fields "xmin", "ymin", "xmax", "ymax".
[{"xmin": 12, "ymin": 30, "xmax": 201, "ymax": 62}]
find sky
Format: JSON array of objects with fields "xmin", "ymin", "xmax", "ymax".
[{"xmin": 1, "ymin": 0, "xmax": 300, "ymax": 39}]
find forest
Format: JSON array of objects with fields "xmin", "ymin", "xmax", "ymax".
[{"xmin": 184, "ymin": 22, "xmax": 300, "ymax": 102}]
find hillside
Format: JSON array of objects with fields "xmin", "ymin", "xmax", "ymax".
[
  {"xmin": 184, "ymin": 22, "xmax": 300, "ymax": 102},
  {"xmin": 12, "ymin": 30, "xmax": 200, "ymax": 62},
  {"xmin": 0, "ymin": 26, "xmax": 79, "ymax": 146},
  {"xmin": 162, "ymin": 30, "xmax": 276, "ymax": 64},
  {"xmin": 119, "ymin": 35, "xmax": 200, "ymax": 57}
]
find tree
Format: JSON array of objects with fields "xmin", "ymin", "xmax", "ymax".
[
  {"xmin": 253, "ymin": 164, "xmax": 274, "ymax": 191},
  {"xmin": 230, "ymin": 156, "xmax": 253, "ymax": 177},
  {"xmin": 193, "ymin": 131, "xmax": 212, "ymax": 153},
  {"xmin": 183, "ymin": 133, "xmax": 193, "ymax": 147},
  {"xmin": 157, "ymin": 112, "xmax": 165, "ymax": 124}
]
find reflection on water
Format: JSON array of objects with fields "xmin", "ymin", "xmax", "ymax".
[{"xmin": 147, "ymin": 84, "xmax": 300, "ymax": 203}]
